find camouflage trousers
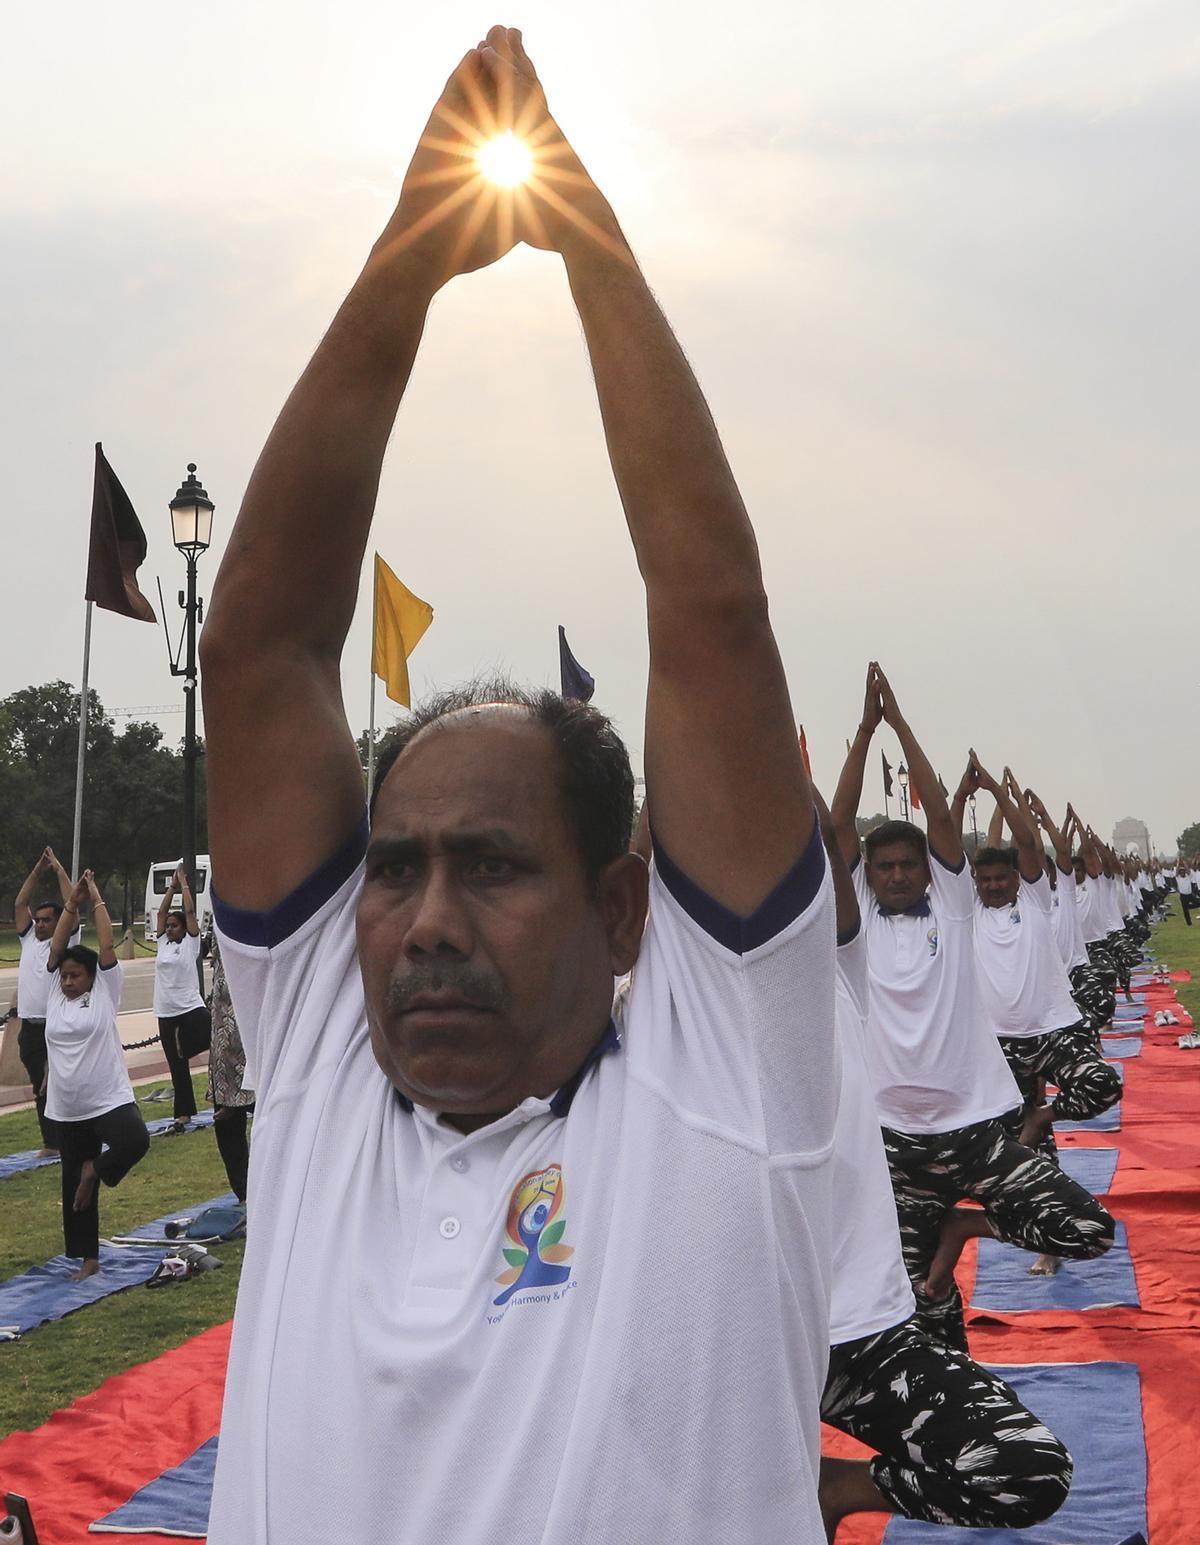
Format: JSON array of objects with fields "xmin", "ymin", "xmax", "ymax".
[
  {"xmin": 882, "ymin": 1116, "xmax": 1115, "ymax": 1351},
  {"xmin": 822, "ymin": 1317, "xmax": 1072, "ymax": 1529},
  {"xmin": 997, "ymin": 1025, "xmax": 1122, "ymax": 1125}
]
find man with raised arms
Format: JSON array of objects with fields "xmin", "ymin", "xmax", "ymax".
[
  {"xmin": 814, "ymin": 793, "xmax": 1071, "ymax": 1540},
  {"xmin": 201, "ymin": 28, "xmax": 837, "ymax": 1543},
  {"xmin": 832, "ymin": 666, "xmax": 1114, "ymax": 1349},
  {"xmin": 966, "ymin": 768, "xmax": 1121, "ymax": 1154},
  {"xmin": 1027, "ymin": 796, "xmax": 1107, "ymax": 1033}
]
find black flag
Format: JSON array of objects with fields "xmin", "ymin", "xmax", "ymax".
[{"xmin": 85, "ymin": 443, "xmax": 156, "ymax": 622}]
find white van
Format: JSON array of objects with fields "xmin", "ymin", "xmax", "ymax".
[{"xmin": 143, "ymin": 857, "xmax": 213, "ymax": 941}]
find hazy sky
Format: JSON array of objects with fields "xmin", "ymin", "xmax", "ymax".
[{"xmin": 4, "ymin": 1, "xmax": 1198, "ymax": 851}]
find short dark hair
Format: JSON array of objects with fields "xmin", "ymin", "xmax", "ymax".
[
  {"xmin": 370, "ymin": 678, "xmax": 635, "ymax": 885},
  {"xmin": 974, "ymin": 846, "xmax": 1018, "ymax": 870},
  {"xmin": 864, "ymin": 820, "xmax": 928, "ymax": 862},
  {"xmin": 33, "ymin": 902, "xmax": 64, "ymax": 920},
  {"xmin": 60, "ymin": 944, "xmax": 98, "ymax": 982}
]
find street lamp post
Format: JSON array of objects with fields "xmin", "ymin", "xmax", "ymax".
[
  {"xmin": 897, "ymin": 763, "xmax": 910, "ymax": 822},
  {"xmin": 168, "ymin": 464, "xmax": 215, "ymax": 906},
  {"xmin": 968, "ymin": 792, "xmax": 979, "ymax": 850}
]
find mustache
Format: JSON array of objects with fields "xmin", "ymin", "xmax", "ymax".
[{"xmin": 384, "ymin": 962, "xmax": 511, "ymax": 1015}]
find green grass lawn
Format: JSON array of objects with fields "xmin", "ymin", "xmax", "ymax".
[
  {"xmin": 0, "ymin": 924, "xmax": 160, "ymax": 968},
  {"xmin": 0, "ymin": 1072, "xmax": 242, "ymax": 1436},
  {"xmin": 1151, "ymin": 906, "xmax": 1200, "ymax": 1025}
]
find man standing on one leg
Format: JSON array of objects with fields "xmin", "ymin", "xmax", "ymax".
[
  {"xmin": 1071, "ymin": 814, "xmax": 1119, "ymax": 1025},
  {"xmin": 201, "ymin": 29, "xmax": 838, "ymax": 1543},
  {"xmin": 814, "ymin": 792, "xmax": 1072, "ymax": 1540},
  {"xmin": 14, "ymin": 848, "xmax": 77, "ymax": 1155},
  {"xmin": 153, "ymin": 865, "xmax": 208, "ymax": 1133},
  {"xmin": 1025, "ymin": 792, "xmax": 1101, "ymax": 1032},
  {"xmin": 832, "ymin": 668, "xmax": 1114, "ymax": 1350}
]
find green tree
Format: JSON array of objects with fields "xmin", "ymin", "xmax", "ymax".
[
  {"xmin": 1178, "ymin": 822, "xmax": 1200, "ymax": 857},
  {"xmin": 0, "ymin": 682, "xmax": 207, "ymax": 927}
]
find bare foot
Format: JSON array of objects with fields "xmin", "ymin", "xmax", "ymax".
[
  {"xmin": 36, "ymin": 1147, "xmax": 60, "ymax": 1158},
  {"xmin": 73, "ymin": 1158, "xmax": 99, "ymax": 1213},
  {"xmin": 71, "ymin": 1258, "xmax": 100, "ymax": 1282},
  {"xmin": 923, "ymin": 1207, "xmax": 992, "ymax": 1301},
  {"xmin": 1028, "ymin": 1253, "xmax": 1061, "ymax": 1276}
]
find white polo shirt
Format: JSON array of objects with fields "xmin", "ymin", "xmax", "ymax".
[
  {"xmin": 1049, "ymin": 867, "xmax": 1089, "ymax": 972},
  {"xmin": 1075, "ymin": 876, "xmax": 1109, "ymax": 944},
  {"xmin": 1177, "ymin": 871, "xmax": 1193, "ymax": 896},
  {"xmin": 851, "ymin": 850, "xmax": 1021, "ymax": 1135},
  {"xmin": 1097, "ymin": 875, "xmax": 1126, "ymax": 935},
  {"xmin": 210, "ymin": 818, "xmax": 838, "ymax": 1545},
  {"xmin": 17, "ymin": 922, "xmax": 80, "ymax": 1020},
  {"xmin": 829, "ymin": 930, "xmax": 915, "ymax": 1346},
  {"xmin": 153, "ymin": 930, "xmax": 206, "ymax": 1017},
  {"xmin": 973, "ymin": 873, "xmax": 1080, "ymax": 1040},
  {"xmin": 44, "ymin": 961, "xmax": 132, "ymax": 1123}
]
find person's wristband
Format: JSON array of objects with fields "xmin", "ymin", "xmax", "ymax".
[{"xmin": 94, "ymin": 903, "xmax": 109, "ymax": 912}]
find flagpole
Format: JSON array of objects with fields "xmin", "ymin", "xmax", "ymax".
[
  {"xmin": 367, "ymin": 668, "xmax": 377, "ymax": 804},
  {"xmin": 70, "ymin": 600, "xmax": 94, "ymax": 879}
]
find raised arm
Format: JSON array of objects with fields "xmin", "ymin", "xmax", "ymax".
[
  {"xmin": 48, "ymin": 876, "xmax": 88, "ymax": 972},
  {"xmin": 1026, "ymin": 788, "xmax": 1071, "ymax": 875},
  {"xmin": 969, "ymin": 756, "xmax": 1041, "ymax": 881},
  {"xmin": 156, "ymin": 873, "xmax": 178, "ymax": 940},
  {"xmin": 1069, "ymin": 808, "xmax": 1103, "ymax": 878},
  {"xmin": 948, "ymin": 759, "xmax": 976, "ymax": 845},
  {"xmin": 1000, "ymin": 769, "xmax": 1045, "ymax": 882},
  {"xmin": 176, "ymin": 865, "xmax": 201, "ymax": 938},
  {"xmin": 542, "ymin": 61, "xmax": 811, "ymax": 908},
  {"xmin": 200, "ymin": 39, "xmax": 536, "ymax": 911},
  {"xmin": 813, "ymin": 787, "xmax": 859, "ymax": 939},
  {"xmin": 985, "ymin": 795, "xmax": 1006, "ymax": 849},
  {"xmin": 830, "ymin": 665, "xmax": 884, "ymax": 869},
  {"xmin": 15, "ymin": 849, "xmax": 50, "ymax": 933},
  {"xmin": 85, "ymin": 872, "xmax": 117, "ymax": 969},
  {"xmin": 875, "ymin": 667, "xmax": 962, "ymax": 865}
]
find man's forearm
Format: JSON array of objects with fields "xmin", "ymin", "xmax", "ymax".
[
  {"xmin": 831, "ymin": 727, "xmax": 872, "ymax": 864},
  {"xmin": 564, "ymin": 242, "xmax": 764, "ymax": 605},
  {"xmin": 205, "ymin": 256, "xmax": 435, "ymax": 658}
]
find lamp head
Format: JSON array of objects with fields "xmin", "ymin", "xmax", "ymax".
[{"xmin": 169, "ymin": 463, "xmax": 215, "ymax": 555}]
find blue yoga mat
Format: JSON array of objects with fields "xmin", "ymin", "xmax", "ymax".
[
  {"xmin": 1059, "ymin": 1146, "xmax": 1119, "ymax": 1194},
  {"xmin": 1057, "ymin": 1100, "xmax": 1120, "ymax": 1133},
  {"xmin": 1102, "ymin": 1037, "xmax": 1142, "ymax": 1059},
  {"xmin": 90, "ymin": 1436, "xmax": 217, "ymax": 1536},
  {"xmin": 0, "ymin": 1192, "xmax": 235, "ymax": 1336},
  {"xmin": 971, "ymin": 1222, "xmax": 1138, "ymax": 1313},
  {"xmin": 884, "ymin": 1361, "xmax": 1147, "ymax": 1543},
  {"xmin": 0, "ymin": 1111, "xmax": 216, "ymax": 1182}
]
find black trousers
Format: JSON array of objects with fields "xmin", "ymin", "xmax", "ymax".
[
  {"xmin": 58, "ymin": 1101, "xmax": 150, "ymax": 1259},
  {"xmin": 882, "ymin": 1116, "xmax": 1116, "ymax": 1350},
  {"xmin": 16, "ymin": 1018, "xmax": 57, "ymax": 1149},
  {"xmin": 822, "ymin": 1317, "xmax": 1072, "ymax": 1528},
  {"xmin": 156, "ymin": 1008, "xmax": 209, "ymax": 1120},
  {"xmin": 1182, "ymin": 893, "xmax": 1196, "ymax": 926},
  {"xmin": 213, "ymin": 1103, "xmax": 254, "ymax": 1204}
]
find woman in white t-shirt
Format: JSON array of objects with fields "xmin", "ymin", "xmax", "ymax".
[
  {"xmin": 154, "ymin": 865, "xmax": 210, "ymax": 1133},
  {"xmin": 46, "ymin": 871, "xmax": 150, "ymax": 1280}
]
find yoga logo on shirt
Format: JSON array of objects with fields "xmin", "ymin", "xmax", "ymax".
[
  {"xmin": 493, "ymin": 1163, "xmax": 575, "ymax": 1307},
  {"xmin": 926, "ymin": 927, "xmax": 939, "ymax": 958}
]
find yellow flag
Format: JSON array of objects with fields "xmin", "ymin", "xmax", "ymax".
[{"xmin": 372, "ymin": 553, "xmax": 433, "ymax": 707}]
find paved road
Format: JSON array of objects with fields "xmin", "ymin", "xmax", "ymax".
[{"xmin": 0, "ymin": 955, "xmax": 210, "ymax": 1016}]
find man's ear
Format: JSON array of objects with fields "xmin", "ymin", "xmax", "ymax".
[{"xmin": 598, "ymin": 852, "xmax": 650, "ymax": 975}]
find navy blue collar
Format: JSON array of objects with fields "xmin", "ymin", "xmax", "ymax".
[
  {"xmin": 394, "ymin": 1018, "xmax": 621, "ymax": 1121},
  {"xmin": 878, "ymin": 896, "xmax": 932, "ymax": 919}
]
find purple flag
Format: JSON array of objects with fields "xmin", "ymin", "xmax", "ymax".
[{"xmin": 558, "ymin": 626, "xmax": 595, "ymax": 703}]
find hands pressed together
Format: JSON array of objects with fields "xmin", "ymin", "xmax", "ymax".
[{"xmin": 377, "ymin": 25, "xmax": 628, "ymax": 293}]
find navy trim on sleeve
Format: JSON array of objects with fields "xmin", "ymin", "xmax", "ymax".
[
  {"xmin": 550, "ymin": 1019, "xmax": 620, "ymax": 1118},
  {"xmin": 836, "ymin": 919, "xmax": 862, "ymax": 948},
  {"xmin": 18, "ymin": 923, "xmax": 32, "ymax": 939},
  {"xmin": 929, "ymin": 846, "xmax": 966, "ymax": 875},
  {"xmin": 651, "ymin": 821, "xmax": 827, "ymax": 955},
  {"xmin": 213, "ymin": 814, "xmax": 369, "ymax": 949},
  {"xmin": 99, "ymin": 959, "xmax": 120, "ymax": 972}
]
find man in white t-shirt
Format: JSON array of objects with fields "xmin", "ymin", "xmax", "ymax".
[
  {"xmin": 832, "ymin": 670, "xmax": 1114, "ymax": 1349},
  {"xmin": 815, "ymin": 800, "xmax": 1071, "ymax": 1538},
  {"xmin": 1070, "ymin": 816, "xmax": 1120, "ymax": 1024},
  {"xmin": 1024, "ymin": 794, "xmax": 1108, "ymax": 1034},
  {"xmin": 13, "ymin": 847, "xmax": 78, "ymax": 1154},
  {"xmin": 200, "ymin": 30, "xmax": 837, "ymax": 1544},
  {"xmin": 969, "ymin": 771, "xmax": 1121, "ymax": 1161},
  {"xmin": 1180, "ymin": 861, "xmax": 1196, "ymax": 926},
  {"xmin": 153, "ymin": 865, "xmax": 210, "ymax": 1132}
]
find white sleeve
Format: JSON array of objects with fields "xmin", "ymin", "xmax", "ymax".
[
  {"xmin": 98, "ymin": 960, "xmax": 124, "ymax": 1015},
  {"xmin": 1020, "ymin": 872, "xmax": 1053, "ymax": 915},
  {"xmin": 927, "ymin": 848, "xmax": 973, "ymax": 920},
  {"xmin": 212, "ymin": 817, "xmax": 368, "ymax": 1098},
  {"xmin": 628, "ymin": 824, "xmax": 838, "ymax": 1161}
]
